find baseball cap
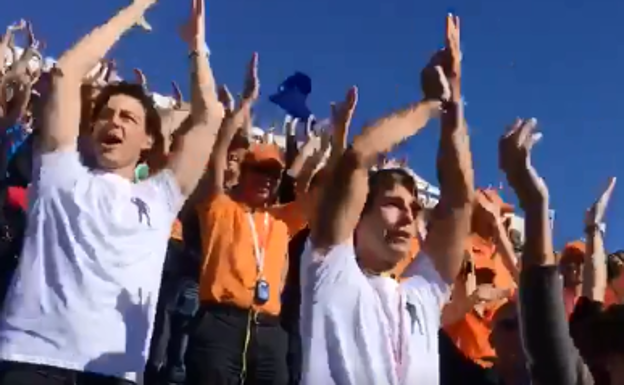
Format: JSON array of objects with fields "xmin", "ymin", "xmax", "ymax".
[{"xmin": 243, "ymin": 143, "xmax": 285, "ymax": 169}]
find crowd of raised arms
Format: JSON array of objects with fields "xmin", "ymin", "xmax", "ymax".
[{"xmin": 1, "ymin": 1, "xmax": 624, "ymax": 385}]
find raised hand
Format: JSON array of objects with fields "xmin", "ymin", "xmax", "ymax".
[
  {"xmin": 7, "ymin": 19, "xmax": 27, "ymax": 33},
  {"xmin": 586, "ymin": 177, "xmax": 617, "ymax": 227},
  {"xmin": 133, "ymin": 0, "xmax": 158, "ymax": 31},
  {"xmin": 499, "ymin": 118, "xmax": 547, "ymax": 207},
  {"xmin": 330, "ymin": 86, "xmax": 358, "ymax": 153},
  {"xmin": 421, "ymin": 14, "xmax": 461, "ymax": 102},
  {"xmin": 476, "ymin": 189, "xmax": 502, "ymax": 225},
  {"xmin": 180, "ymin": 0, "xmax": 206, "ymax": 51},
  {"xmin": 133, "ymin": 68, "xmax": 148, "ymax": 91},
  {"xmin": 172, "ymin": 81, "xmax": 184, "ymax": 109},
  {"xmin": 217, "ymin": 84, "xmax": 234, "ymax": 115},
  {"xmin": 241, "ymin": 52, "xmax": 259, "ymax": 105}
]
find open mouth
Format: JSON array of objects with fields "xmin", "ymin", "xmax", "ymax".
[
  {"xmin": 100, "ymin": 133, "xmax": 123, "ymax": 146},
  {"xmin": 386, "ymin": 229, "xmax": 412, "ymax": 243}
]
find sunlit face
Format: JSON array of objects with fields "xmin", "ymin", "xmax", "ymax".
[
  {"xmin": 560, "ymin": 257, "xmax": 583, "ymax": 288},
  {"xmin": 238, "ymin": 162, "xmax": 283, "ymax": 207},
  {"xmin": 356, "ymin": 183, "xmax": 419, "ymax": 267},
  {"xmin": 91, "ymin": 94, "xmax": 153, "ymax": 171},
  {"xmin": 224, "ymin": 147, "xmax": 247, "ymax": 188}
]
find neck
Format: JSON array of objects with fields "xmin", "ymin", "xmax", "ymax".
[
  {"xmin": 101, "ymin": 164, "xmax": 137, "ymax": 181},
  {"xmin": 355, "ymin": 244, "xmax": 395, "ymax": 274}
]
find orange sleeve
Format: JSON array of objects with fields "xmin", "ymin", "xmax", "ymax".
[{"xmin": 270, "ymin": 195, "xmax": 308, "ymax": 236}]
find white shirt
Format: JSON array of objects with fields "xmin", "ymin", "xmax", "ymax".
[
  {"xmin": 0, "ymin": 149, "xmax": 184, "ymax": 381},
  {"xmin": 300, "ymin": 240, "xmax": 450, "ymax": 385}
]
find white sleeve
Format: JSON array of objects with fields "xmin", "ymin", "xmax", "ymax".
[
  {"xmin": 31, "ymin": 148, "xmax": 88, "ymax": 192},
  {"xmin": 300, "ymin": 238, "xmax": 364, "ymax": 291},
  {"xmin": 138, "ymin": 169, "xmax": 185, "ymax": 218},
  {"xmin": 401, "ymin": 254, "xmax": 451, "ymax": 311}
]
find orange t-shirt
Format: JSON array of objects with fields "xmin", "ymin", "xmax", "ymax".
[
  {"xmin": 444, "ymin": 234, "xmax": 517, "ymax": 366},
  {"xmin": 197, "ymin": 193, "xmax": 307, "ymax": 316}
]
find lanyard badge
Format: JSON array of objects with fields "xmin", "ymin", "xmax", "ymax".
[{"xmin": 247, "ymin": 212, "xmax": 271, "ymax": 304}]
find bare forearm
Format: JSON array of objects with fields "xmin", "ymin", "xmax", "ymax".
[
  {"xmin": 495, "ymin": 223, "xmax": 520, "ymax": 283},
  {"xmin": 189, "ymin": 52, "xmax": 217, "ymax": 124},
  {"xmin": 522, "ymin": 202, "xmax": 555, "ymax": 268},
  {"xmin": 427, "ymin": 101, "xmax": 474, "ymax": 283},
  {"xmin": 56, "ymin": 3, "xmax": 151, "ymax": 79},
  {"xmin": 582, "ymin": 229, "xmax": 607, "ymax": 301},
  {"xmin": 352, "ymin": 100, "xmax": 441, "ymax": 167},
  {"xmin": 438, "ymin": 101, "xmax": 474, "ymax": 205}
]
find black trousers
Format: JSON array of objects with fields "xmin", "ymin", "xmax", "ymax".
[
  {"xmin": 0, "ymin": 361, "xmax": 134, "ymax": 385},
  {"xmin": 185, "ymin": 303, "xmax": 288, "ymax": 385}
]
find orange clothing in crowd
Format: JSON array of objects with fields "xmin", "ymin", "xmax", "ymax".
[
  {"xmin": 444, "ymin": 233, "xmax": 517, "ymax": 367},
  {"xmin": 394, "ymin": 238, "xmax": 421, "ymax": 282},
  {"xmin": 560, "ymin": 241, "xmax": 585, "ymax": 318},
  {"xmin": 197, "ymin": 193, "xmax": 307, "ymax": 316}
]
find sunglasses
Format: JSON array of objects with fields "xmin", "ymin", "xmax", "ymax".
[{"xmin": 248, "ymin": 165, "xmax": 282, "ymax": 179}]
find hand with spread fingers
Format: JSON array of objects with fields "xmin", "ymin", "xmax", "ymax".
[
  {"xmin": 499, "ymin": 118, "xmax": 548, "ymax": 207},
  {"xmin": 586, "ymin": 177, "xmax": 617, "ymax": 228}
]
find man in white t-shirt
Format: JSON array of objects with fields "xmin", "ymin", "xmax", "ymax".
[
  {"xmin": 301, "ymin": 14, "xmax": 474, "ymax": 385},
  {"xmin": 0, "ymin": 0, "xmax": 224, "ymax": 384}
]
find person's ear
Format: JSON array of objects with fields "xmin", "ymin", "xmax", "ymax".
[{"xmin": 142, "ymin": 134, "xmax": 154, "ymax": 151}]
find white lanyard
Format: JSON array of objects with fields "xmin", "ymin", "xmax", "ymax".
[{"xmin": 246, "ymin": 212, "xmax": 270, "ymax": 275}]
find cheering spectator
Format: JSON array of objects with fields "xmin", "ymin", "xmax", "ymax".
[
  {"xmin": 0, "ymin": 0, "xmax": 224, "ymax": 384},
  {"xmin": 301, "ymin": 14, "xmax": 473, "ymax": 385}
]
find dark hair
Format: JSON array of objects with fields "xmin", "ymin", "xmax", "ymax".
[
  {"xmin": 607, "ymin": 250, "xmax": 624, "ymax": 282},
  {"xmin": 362, "ymin": 168, "xmax": 418, "ymax": 214},
  {"xmin": 89, "ymin": 82, "xmax": 164, "ymax": 167}
]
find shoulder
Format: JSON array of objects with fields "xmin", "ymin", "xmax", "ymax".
[
  {"xmin": 401, "ymin": 252, "xmax": 451, "ymax": 312},
  {"xmin": 136, "ymin": 169, "xmax": 186, "ymax": 217}
]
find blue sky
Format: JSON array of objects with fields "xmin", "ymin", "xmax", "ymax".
[{"xmin": 3, "ymin": 0, "xmax": 623, "ymax": 250}]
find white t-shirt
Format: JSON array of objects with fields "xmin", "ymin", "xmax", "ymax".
[
  {"xmin": 0, "ymin": 149, "xmax": 184, "ymax": 381},
  {"xmin": 300, "ymin": 240, "xmax": 450, "ymax": 385}
]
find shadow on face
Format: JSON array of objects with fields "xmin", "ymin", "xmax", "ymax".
[
  {"xmin": 87, "ymin": 82, "xmax": 162, "ymax": 174},
  {"xmin": 356, "ymin": 170, "xmax": 420, "ymax": 270}
]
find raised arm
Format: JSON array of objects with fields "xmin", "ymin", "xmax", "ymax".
[
  {"xmin": 424, "ymin": 15, "xmax": 475, "ymax": 283},
  {"xmin": 167, "ymin": 0, "xmax": 225, "ymax": 197},
  {"xmin": 500, "ymin": 119, "xmax": 590, "ymax": 385},
  {"xmin": 42, "ymin": 0, "xmax": 158, "ymax": 153},
  {"xmin": 582, "ymin": 177, "xmax": 615, "ymax": 302},
  {"xmin": 310, "ymin": 84, "xmax": 442, "ymax": 251},
  {"xmin": 192, "ymin": 54, "xmax": 257, "ymax": 203}
]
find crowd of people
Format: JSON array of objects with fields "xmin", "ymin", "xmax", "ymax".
[{"xmin": 1, "ymin": 1, "xmax": 624, "ymax": 384}]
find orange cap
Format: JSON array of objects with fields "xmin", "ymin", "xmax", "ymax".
[
  {"xmin": 243, "ymin": 143, "xmax": 285, "ymax": 169},
  {"xmin": 560, "ymin": 240, "xmax": 586, "ymax": 264}
]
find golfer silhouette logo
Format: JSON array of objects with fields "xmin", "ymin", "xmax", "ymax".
[{"xmin": 131, "ymin": 197, "xmax": 151, "ymax": 227}]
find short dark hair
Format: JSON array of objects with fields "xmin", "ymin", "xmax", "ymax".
[
  {"xmin": 607, "ymin": 250, "xmax": 624, "ymax": 282},
  {"xmin": 362, "ymin": 168, "xmax": 418, "ymax": 214},
  {"xmin": 89, "ymin": 82, "xmax": 164, "ymax": 166}
]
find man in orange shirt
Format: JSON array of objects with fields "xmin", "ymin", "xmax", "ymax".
[{"xmin": 186, "ymin": 54, "xmax": 316, "ymax": 385}]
